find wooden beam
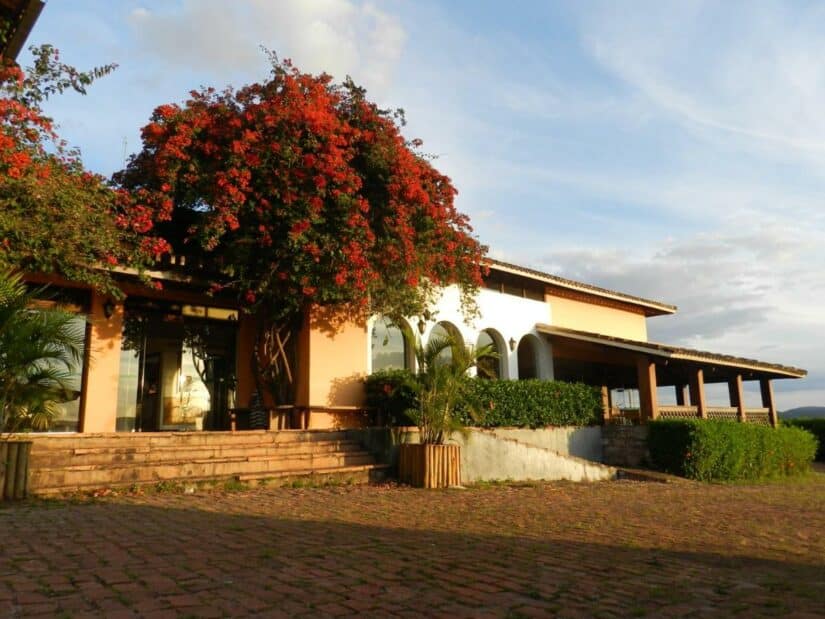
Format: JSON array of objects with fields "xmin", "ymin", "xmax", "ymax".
[
  {"xmin": 688, "ymin": 368, "xmax": 707, "ymax": 419},
  {"xmin": 760, "ymin": 379, "xmax": 778, "ymax": 428},
  {"xmin": 636, "ymin": 357, "xmax": 659, "ymax": 423},
  {"xmin": 675, "ymin": 384, "xmax": 689, "ymax": 406},
  {"xmin": 728, "ymin": 374, "xmax": 746, "ymax": 423}
]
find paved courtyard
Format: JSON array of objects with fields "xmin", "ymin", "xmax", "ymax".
[{"xmin": 1, "ymin": 474, "xmax": 824, "ymax": 618}]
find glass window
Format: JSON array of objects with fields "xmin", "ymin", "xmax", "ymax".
[
  {"xmin": 46, "ymin": 314, "xmax": 87, "ymax": 432},
  {"xmin": 371, "ymin": 320, "xmax": 408, "ymax": 371}
]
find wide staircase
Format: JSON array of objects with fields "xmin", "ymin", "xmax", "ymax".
[{"xmin": 27, "ymin": 430, "xmax": 389, "ymax": 496}]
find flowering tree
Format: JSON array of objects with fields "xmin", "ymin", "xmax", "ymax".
[
  {"xmin": 0, "ymin": 45, "xmax": 158, "ymax": 295},
  {"xmin": 116, "ymin": 55, "xmax": 487, "ymax": 404}
]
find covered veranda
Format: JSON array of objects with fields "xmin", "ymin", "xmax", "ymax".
[{"xmin": 536, "ymin": 325, "xmax": 807, "ymax": 428}]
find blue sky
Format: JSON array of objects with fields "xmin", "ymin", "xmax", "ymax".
[{"xmin": 23, "ymin": 0, "xmax": 825, "ymax": 409}]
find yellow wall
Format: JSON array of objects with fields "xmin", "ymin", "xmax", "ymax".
[
  {"xmin": 304, "ymin": 306, "xmax": 369, "ymax": 410},
  {"xmin": 81, "ymin": 292, "xmax": 123, "ymax": 432},
  {"xmin": 546, "ymin": 292, "xmax": 648, "ymax": 341}
]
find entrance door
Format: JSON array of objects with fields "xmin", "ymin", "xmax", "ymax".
[{"xmin": 116, "ymin": 299, "xmax": 237, "ymax": 432}]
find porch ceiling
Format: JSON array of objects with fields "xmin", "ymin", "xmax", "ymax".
[{"xmin": 536, "ymin": 324, "xmax": 807, "ymax": 383}]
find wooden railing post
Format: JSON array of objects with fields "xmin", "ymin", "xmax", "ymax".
[
  {"xmin": 728, "ymin": 374, "xmax": 746, "ymax": 423},
  {"xmin": 760, "ymin": 378, "xmax": 778, "ymax": 428},
  {"xmin": 636, "ymin": 357, "xmax": 659, "ymax": 423},
  {"xmin": 688, "ymin": 368, "xmax": 707, "ymax": 419}
]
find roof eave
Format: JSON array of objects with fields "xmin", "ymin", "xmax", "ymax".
[{"xmin": 486, "ymin": 259, "xmax": 677, "ymax": 317}]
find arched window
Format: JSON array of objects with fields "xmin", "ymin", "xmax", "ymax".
[
  {"xmin": 429, "ymin": 321, "xmax": 463, "ymax": 366},
  {"xmin": 517, "ymin": 335, "xmax": 539, "ymax": 380},
  {"xmin": 371, "ymin": 318, "xmax": 411, "ymax": 372},
  {"xmin": 476, "ymin": 329, "xmax": 503, "ymax": 379}
]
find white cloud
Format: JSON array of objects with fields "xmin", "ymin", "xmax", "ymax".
[
  {"xmin": 580, "ymin": 1, "xmax": 825, "ymax": 173},
  {"xmin": 127, "ymin": 0, "xmax": 406, "ymax": 97}
]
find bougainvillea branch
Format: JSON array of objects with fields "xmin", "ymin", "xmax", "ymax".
[{"xmin": 0, "ymin": 45, "xmax": 158, "ymax": 295}]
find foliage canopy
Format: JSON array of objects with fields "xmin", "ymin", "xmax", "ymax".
[
  {"xmin": 0, "ymin": 45, "xmax": 155, "ymax": 295},
  {"xmin": 115, "ymin": 55, "xmax": 487, "ymax": 323}
]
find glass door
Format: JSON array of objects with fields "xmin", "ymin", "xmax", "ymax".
[{"xmin": 116, "ymin": 299, "xmax": 237, "ymax": 432}]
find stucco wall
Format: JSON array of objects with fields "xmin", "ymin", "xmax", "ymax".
[
  {"xmin": 489, "ymin": 426, "xmax": 603, "ymax": 462},
  {"xmin": 370, "ymin": 285, "xmax": 555, "ymax": 381},
  {"xmin": 306, "ymin": 307, "xmax": 369, "ymax": 408},
  {"xmin": 454, "ymin": 429, "xmax": 615, "ymax": 483},
  {"xmin": 348, "ymin": 426, "xmax": 614, "ymax": 483},
  {"xmin": 546, "ymin": 293, "xmax": 648, "ymax": 341},
  {"xmin": 81, "ymin": 293, "xmax": 123, "ymax": 432}
]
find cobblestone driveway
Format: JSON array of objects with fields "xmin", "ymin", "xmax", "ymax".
[{"xmin": 1, "ymin": 475, "xmax": 823, "ymax": 618}]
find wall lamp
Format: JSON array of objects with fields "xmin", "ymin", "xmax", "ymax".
[
  {"xmin": 509, "ymin": 337, "xmax": 517, "ymax": 352},
  {"xmin": 417, "ymin": 318, "xmax": 427, "ymax": 335}
]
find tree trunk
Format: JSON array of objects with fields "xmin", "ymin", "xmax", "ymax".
[{"xmin": 253, "ymin": 314, "xmax": 299, "ymax": 409}]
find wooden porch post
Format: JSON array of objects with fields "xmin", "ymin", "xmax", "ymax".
[
  {"xmin": 600, "ymin": 385, "xmax": 612, "ymax": 422},
  {"xmin": 636, "ymin": 357, "xmax": 659, "ymax": 423},
  {"xmin": 760, "ymin": 378, "xmax": 778, "ymax": 428},
  {"xmin": 688, "ymin": 368, "xmax": 707, "ymax": 419},
  {"xmin": 728, "ymin": 374, "xmax": 747, "ymax": 423},
  {"xmin": 675, "ymin": 384, "xmax": 689, "ymax": 406}
]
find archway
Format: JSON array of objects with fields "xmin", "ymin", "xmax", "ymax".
[
  {"xmin": 428, "ymin": 321, "xmax": 464, "ymax": 366},
  {"xmin": 517, "ymin": 334, "xmax": 541, "ymax": 380},
  {"xmin": 370, "ymin": 317, "xmax": 413, "ymax": 372},
  {"xmin": 476, "ymin": 328, "xmax": 506, "ymax": 379}
]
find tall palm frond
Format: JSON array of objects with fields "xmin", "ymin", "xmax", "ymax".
[
  {"xmin": 405, "ymin": 333, "xmax": 498, "ymax": 444},
  {"xmin": 0, "ymin": 269, "xmax": 86, "ymax": 433}
]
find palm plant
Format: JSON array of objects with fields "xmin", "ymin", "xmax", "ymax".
[
  {"xmin": 0, "ymin": 269, "xmax": 85, "ymax": 433},
  {"xmin": 406, "ymin": 335, "xmax": 497, "ymax": 444}
]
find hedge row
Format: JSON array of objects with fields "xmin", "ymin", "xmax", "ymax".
[
  {"xmin": 648, "ymin": 419, "xmax": 817, "ymax": 481},
  {"xmin": 365, "ymin": 370, "xmax": 602, "ymax": 428},
  {"xmin": 783, "ymin": 418, "xmax": 825, "ymax": 461}
]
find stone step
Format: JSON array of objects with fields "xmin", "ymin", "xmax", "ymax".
[
  {"xmin": 29, "ymin": 451, "xmax": 377, "ymax": 491},
  {"xmin": 237, "ymin": 463, "xmax": 391, "ymax": 483},
  {"xmin": 32, "ymin": 463, "xmax": 391, "ymax": 496},
  {"xmin": 29, "ymin": 440, "xmax": 364, "ymax": 467},
  {"xmin": 25, "ymin": 429, "xmax": 352, "ymax": 450}
]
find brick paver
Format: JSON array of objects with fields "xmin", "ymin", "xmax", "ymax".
[{"xmin": 1, "ymin": 475, "xmax": 824, "ymax": 617}]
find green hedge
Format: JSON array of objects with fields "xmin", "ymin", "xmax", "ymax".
[
  {"xmin": 648, "ymin": 419, "xmax": 817, "ymax": 481},
  {"xmin": 364, "ymin": 372, "xmax": 602, "ymax": 428},
  {"xmin": 783, "ymin": 419, "xmax": 825, "ymax": 461}
]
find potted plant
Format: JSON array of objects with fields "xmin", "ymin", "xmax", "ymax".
[
  {"xmin": 398, "ymin": 335, "xmax": 495, "ymax": 488},
  {"xmin": 0, "ymin": 270, "xmax": 85, "ymax": 500}
]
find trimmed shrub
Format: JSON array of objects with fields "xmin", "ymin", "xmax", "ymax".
[
  {"xmin": 365, "ymin": 374, "xmax": 602, "ymax": 428},
  {"xmin": 456, "ymin": 379, "xmax": 602, "ymax": 428},
  {"xmin": 783, "ymin": 419, "xmax": 825, "ymax": 461},
  {"xmin": 648, "ymin": 419, "xmax": 817, "ymax": 481}
]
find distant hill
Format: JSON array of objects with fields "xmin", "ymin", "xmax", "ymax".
[{"xmin": 780, "ymin": 406, "xmax": 825, "ymax": 419}]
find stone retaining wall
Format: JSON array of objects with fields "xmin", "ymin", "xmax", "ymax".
[{"xmin": 601, "ymin": 425, "xmax": 650, "ymax": 468}]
